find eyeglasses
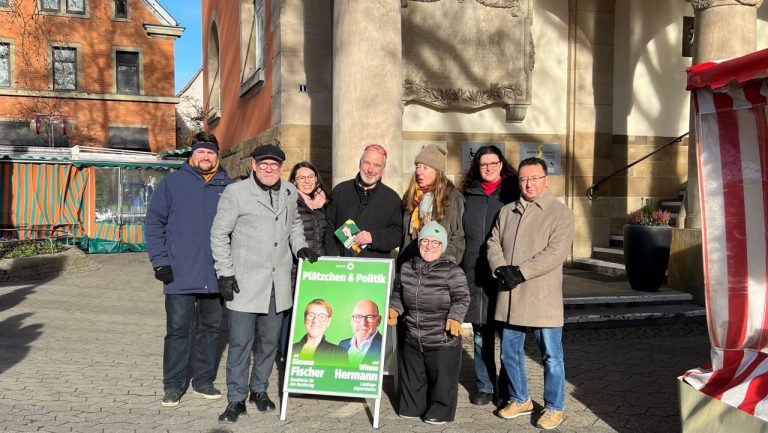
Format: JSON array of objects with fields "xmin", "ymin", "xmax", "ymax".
[
  {"xmin": 257, "ymin": 161, "xmax": 281, "ymax": 171},
  {"xmin": 295, "ymin": 174, "xmax": 316, "ymax": 183},
  {"xmin": 305, "ymin": 312, "xmax": 329, "ymax": 323},
  {"xmin": 364, "ymin": 144, "xmax": 388, "ymax": 158},
  {"xmin": 352, "ymin": 314, "xmax": 380, "ymax": 323},
  {"xmin": 419, "ymin": 239, "xmax": 442, "ymax": 248},
  {"xmin": 519, "ymin": 175, "xmax": 547, "ymax": 184},
  {"xmin": 480, "ymin": 160, "xmax": 501, "ymax": 170}
]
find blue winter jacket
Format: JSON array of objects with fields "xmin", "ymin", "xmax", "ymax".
[{"xmin": 145, "ymin": 162, "xmax": 233, "ymax": 295}]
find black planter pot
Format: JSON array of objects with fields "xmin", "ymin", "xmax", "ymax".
[{"xmin": 623, "ymin": 224, "xmax": 672, "ymax": 292}]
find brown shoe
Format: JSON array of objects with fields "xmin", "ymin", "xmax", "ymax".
[
  {"xmin": 498, "ymin": 399, "xmax": 533, "ymax": 419},
  {"xmin": 536, "ymin": 409, "xmax": 564, "ymax": 430}
]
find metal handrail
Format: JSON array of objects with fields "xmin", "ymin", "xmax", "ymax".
[{"xmin": 586, "ymin": 132, "xmax": 689, "ymax": 200}]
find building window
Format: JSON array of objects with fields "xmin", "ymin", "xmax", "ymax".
[
  {"xmin": 66, "ymin": 0, "xmax": 84, "ymax": 14},
  {"xmin": 52, "ymin": 47, "xmax": 76, "ymax": 90},
  {"xmin": 239, "ymin": 0, "xmax": 265, "ymax": 94},
  {"xmin": 41, "ymin": 0, "xmax": 58, "ymax": 12},
  {"xmin": 40, "ymin": 0, "xmax": 85, "ymax": 14},
  {"xmin": 116, "ymin": 51, "xmax": 139, "ymax": 94},
  {"xmin": 114, "ymin": 0, "xmax": 127, "ymax": 19},
  {"xmin": 108, "ymin": 126, "xmax": 149, "ymax": 151},
  {"xmin": 0, "ymin": 43, "xmax": 10, "ymax": 87},
  {"xmin": 207, "ymin": 21, "xmax": 221, "ymax": 121}
]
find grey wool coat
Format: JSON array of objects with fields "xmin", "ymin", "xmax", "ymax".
[
  {"xmin": 487, "ymin": 189, "xmax": 574, "ymax": 328},
  {"xmin": 210, "ymin": 177, "xmax": 308, "ymax": 314}
]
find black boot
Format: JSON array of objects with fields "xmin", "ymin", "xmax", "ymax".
[
  {"xmin": 218, "ymin": 401, "xmax": 247, "ymax": 422},
  {"xmin": 249, "ymin": 391, "xmax": 276, "ymax": 412}
]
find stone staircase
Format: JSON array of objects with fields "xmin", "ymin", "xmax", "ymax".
[{"xmin": 566, "ymin": 190, "xmax": 705, "ymax": 327}]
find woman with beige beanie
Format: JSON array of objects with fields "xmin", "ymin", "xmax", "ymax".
[{"xmin": 397, "ymin": 143, "xmax": 465, "ymax": 268}]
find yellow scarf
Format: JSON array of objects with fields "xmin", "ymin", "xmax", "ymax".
[
  {"xmin": 189, "ymin": 157, "xmax": 220, "ymax": 183},
  {"xmin": 410, "ymin": 189, "xmax": 427, "ymax": 239}
]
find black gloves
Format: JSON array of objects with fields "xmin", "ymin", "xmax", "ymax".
[
  {"xmin": 495, "ymin": 265, "xmax": 525, "ymax": 290},
  {"xmin": 153, "ymin": 266, "xmax": 174, "ymax": 284},
  {"xmin": 297, "ymin": 247, "xmax": 319, "ymax": 263},
  {"xmin": 218, "ymin": 276, "xmax": 240, "ymax": 301}
]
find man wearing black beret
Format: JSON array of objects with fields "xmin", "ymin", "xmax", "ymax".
[{"xmin": 210, "ymin": 143, "xmax": 317, "ymax": 422}]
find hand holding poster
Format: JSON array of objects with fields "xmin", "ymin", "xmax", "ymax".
[{"xmin": 284, "ymin": 257, "xmax": 393, "ymax": 399}]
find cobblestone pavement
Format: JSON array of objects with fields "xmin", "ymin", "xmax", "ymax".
[{"xmin": 0, "ymin": 253, "xmax": 710, "ymax": 433}]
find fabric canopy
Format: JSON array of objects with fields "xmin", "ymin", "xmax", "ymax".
[{"xmin": 683, "ymin": 49, "xmax": 768, "ymax": 422}]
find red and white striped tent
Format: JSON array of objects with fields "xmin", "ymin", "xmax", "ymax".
[{"xmin": 683, "ymin": 48, "xmax": 768, "ymax": 421}]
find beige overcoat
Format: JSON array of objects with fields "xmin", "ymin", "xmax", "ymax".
[{"xmin": 487, "ymin": 189, "xmax": 574, "ymax": 327}]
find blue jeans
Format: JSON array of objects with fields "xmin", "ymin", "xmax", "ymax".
[
  {"xmin": 163, "ymin": 293, "xmax": 222, "ymax": 392},
  {"xmin": 473, "ymin": 323, "xmax": 497, "ymax": 394},
  {"xmin": 501, "ymin": 325, "xmax": 564, "ymax": 411}
]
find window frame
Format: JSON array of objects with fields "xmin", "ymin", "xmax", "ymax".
[
  {"xmin": 115, "ymin": 49, "xmax": 141, "ymax": 94},
  {"xmin": 113, "ymin": 0, "xmax": 128, "ymax": 20},
  {"xmin": 50, "ymin": 45, "xmax": 80, "ymax": 91},
  {"xmin": 207, "ymin": 18, "xmax": 222, "ymax": 124},
  {"xmin": 238, "ymin": 0, "xmax": 265, "ymax": 96},
  {"xmin": 0, "ymin": 40, "xmax": 12, "ymax": 88},
  {"xmin": 38, "ymin": 0, "xmax": 89, "ymax": 17}
]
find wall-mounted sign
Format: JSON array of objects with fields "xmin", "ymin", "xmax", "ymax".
[
  {"xmin": 299, "ymin": 84, "xmax": 307, "ymax": 92},
  {"xmin": 519, "ymin": 142, "xmax": 561, "ymax": 175},
  {"xmin": 461, "ymin": 142, "xmax": 505, "ymax": 173}
]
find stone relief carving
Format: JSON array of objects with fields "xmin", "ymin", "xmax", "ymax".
[
  {"xmin": 691, "ymin": 0, "xmax": 763, "ymax": 10},
  {"xmin": 401, "ymin": 0, "xmax": 534, "ymax": 122}
]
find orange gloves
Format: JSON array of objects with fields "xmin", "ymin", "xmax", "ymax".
[
  {"xmin": 445, "ymin": 319, "xmax": 462, "ymax": 337},
  {"xmin": 387, "ymin": 308, "xmax": 399, "ymax": 326}
]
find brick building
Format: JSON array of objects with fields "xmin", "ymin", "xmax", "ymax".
[{"xmin": 0, "ymin": 0, "xmax": 182, "ymax": 152}]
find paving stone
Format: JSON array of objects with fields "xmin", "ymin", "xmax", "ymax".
[{"xmin": 0, "ymin": 253, "xmax": 713, "ymax": 433}]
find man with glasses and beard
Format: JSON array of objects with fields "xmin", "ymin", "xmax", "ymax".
[
  {"xmin": 210, "ymin": 144, "xmax": 318, "ymax": 423},
  {"xmin": 324, "ymin": 144, "xmax": 402, "ymax": 258}
]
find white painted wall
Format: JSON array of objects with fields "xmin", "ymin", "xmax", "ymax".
[
  {"xmin": 402, "ymin": 0, "xmax": 569, "ymax": 135},
  {"xmin": 612, "ymin": 0, "xmax": 693, "ymax": 137},
  {"xmin": 614, "ymin": 1, "xmax": 768, "ymax": 138}
]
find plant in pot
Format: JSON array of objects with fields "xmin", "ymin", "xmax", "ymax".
[{"xmin": 623, "ymin": 199, "xmax": 672, "ymax": 292}]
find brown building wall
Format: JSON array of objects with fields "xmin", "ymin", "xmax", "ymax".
[
  {"xmin": 202, "ymin": 0, "xmax": 275, "ymax": 151},
  {"xmin": 0, "ymin": 0, "xmax": 178, "ymax": 151}
]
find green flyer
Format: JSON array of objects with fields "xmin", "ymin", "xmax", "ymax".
[{"xmin": 284, "ymin": 257, "xmax": 393, "ymax": 398}]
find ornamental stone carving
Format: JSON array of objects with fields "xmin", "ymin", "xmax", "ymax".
[
  {"xmin": 401, "ymin": 0, "xmax": 534, "ymax": 122},
  {"xmin": 691, "ymin": 0, "xmax": 763, "ymax": 10}
]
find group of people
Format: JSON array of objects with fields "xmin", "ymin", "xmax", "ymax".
[{"xmin": 145, "ymin": 131, "xmax": 574, "ymax": 430}]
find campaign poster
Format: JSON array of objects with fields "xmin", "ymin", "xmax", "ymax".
[{"xmin": 284, "ymin": 257, "xmax": 393, "ymax": 399}]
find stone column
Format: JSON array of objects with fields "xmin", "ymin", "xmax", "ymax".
[
  {"xmin": 332, "ymin": 0, "xmax": 403, "ymax": 192},
  {"xmin": 684, "ymin": 0, "xmax": 763, "ymax": 228}
]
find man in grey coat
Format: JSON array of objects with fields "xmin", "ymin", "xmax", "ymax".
[
  {"xmin": 210, "ymin": 144, "xmax": 318, "ymax": 423},
  {"xmin": 487, "ymin": 157, "xmax": 574, "ymax": 430}
]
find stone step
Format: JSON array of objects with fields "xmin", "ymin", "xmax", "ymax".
[
  {"xmin": 591, "ymin": 246, "xmax": 624, "ymax": 264},
  {"xmin": 609, "ymin": 234, "xmax": 623, "ymax": 248},
  {"xmin": 564, "ymin": 303, "xmax": 706, "ymax": 326},
  {"xmin": 572, "ymin": 257, "xmax": 626, "ymax": 277},
  {"xmin": 563, "ymin": 290, "xmax": 691, "ymax": 306}
]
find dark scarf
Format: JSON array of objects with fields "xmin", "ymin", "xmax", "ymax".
[{"xmin": 253, "ymin": 172, "xmax": 282, "ymax": 207}]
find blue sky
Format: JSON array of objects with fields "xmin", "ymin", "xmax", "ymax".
[{"xmin": 162, "ymin": 1, "xmax": 202, "ymax": 94}]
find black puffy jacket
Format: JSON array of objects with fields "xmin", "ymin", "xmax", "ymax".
[
  {"xmin": 390, "ymin": 255, "xmax": 469, "ymax": 351},
  {"xmin": 460, "ymin": 177, "xmax": 519, "ymax": 324},
  {"xmin": 291, "ymin": 197, "xmax": 326, "ymax": 283}
]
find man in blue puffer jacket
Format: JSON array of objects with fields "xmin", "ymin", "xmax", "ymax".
[{"xmin": 145, "ymin": 132, "xmax": 233, "ymax": 408}]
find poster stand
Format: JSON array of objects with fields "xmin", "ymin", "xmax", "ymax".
[{"xmin": 278, "ymin": 257, "xmax": 394, "ymax": 429}]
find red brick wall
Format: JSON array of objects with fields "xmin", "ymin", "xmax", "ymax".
[
  {"xmin": 0, "ymin": 0, "xmax": 177, "ymax": 151},
  {"xmin": 202, "ymin": 0, "xmax": 275, "ymax": 151}
]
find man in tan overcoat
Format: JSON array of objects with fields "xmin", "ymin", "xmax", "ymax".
[{"xmin": 487, "ymin": 157, "xmax": 574, "ymax": 430}]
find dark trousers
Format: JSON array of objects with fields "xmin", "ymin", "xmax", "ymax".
[
  {"xmin": 226, "ymin": 290, "xmax": 283, "ymax": 402},
  {"xmin": 163, "ymin": 293, "xmax": 222, "ymax": 392},
  {"xmin": 399, "ymin": 343, "xmax": 462, "ymax": 422}
]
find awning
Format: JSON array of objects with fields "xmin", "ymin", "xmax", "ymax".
[{"xmin": 683, "ymin": 49, "xmax": 768, "ymax": 422}]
